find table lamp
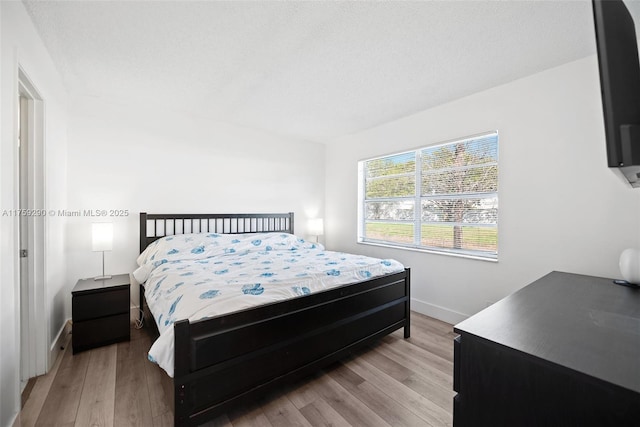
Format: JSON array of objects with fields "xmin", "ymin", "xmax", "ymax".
[
  {"xmin": 308, "ymin": 218, "xmax": 324, "ymax": 243},
  {"xmin": 92, "ymin": 223, "xmax": 113, "ymax": 280}
]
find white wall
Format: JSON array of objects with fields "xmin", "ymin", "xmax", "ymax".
[
  {"xmin": 325, "ymin": 54, "xmax": 640, "ymax": 324},
  {"xmin": 0, "ymin": 2, "xmax": 68, "ymax": 426},
  {"xmin": 65, "ymin": 95, "xmax": 325, "ymax": 313}
]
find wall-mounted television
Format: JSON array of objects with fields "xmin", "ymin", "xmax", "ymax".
[{"xmin": 593, "ymin": 0, "xmax": 640, "ymax": 188}]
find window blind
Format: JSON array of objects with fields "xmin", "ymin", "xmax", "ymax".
[{"xmin": 359, "ymin": 131, "xmax": 498, "ymax": 260}]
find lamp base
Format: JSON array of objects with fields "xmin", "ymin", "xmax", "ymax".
[{"xmin": 94, "ymin": 275, "xmax": 112, "ymax": 281}]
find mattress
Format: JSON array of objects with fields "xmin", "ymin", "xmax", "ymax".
[{"xmin": 134, "ymin": 232, "xmax": 404, "ymax": 377}]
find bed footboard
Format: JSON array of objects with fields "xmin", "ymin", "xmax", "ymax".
[{"xmin": 172, "ymin": 268, "xmax": 410, "ymax": 426}]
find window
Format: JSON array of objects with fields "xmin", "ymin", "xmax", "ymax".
[{"xmin": 358, "ymin": 131, "xmax": 498, "ymax": 260}]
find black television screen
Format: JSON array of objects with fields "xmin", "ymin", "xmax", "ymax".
[{"xmin": 593, "ymin": 0, "xmax": 640, "ymax": 187}]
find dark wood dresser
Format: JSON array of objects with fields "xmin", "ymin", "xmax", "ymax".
[
  {"xmin": 453, "ymin": 271, "xmax": 640, "ymax": 426},
  {"xmin": 72, "ymin": 273, "xmax": 131, "ymax": 353}
]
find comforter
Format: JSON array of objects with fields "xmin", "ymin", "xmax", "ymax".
[{"xmin": 134, "ymin": 232, "xmax": 404, "ymax": 377}]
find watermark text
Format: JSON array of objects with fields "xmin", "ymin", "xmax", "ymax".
[{"xmin": 1, "ymin": 209, "xmax": 130, "ymax": 217}]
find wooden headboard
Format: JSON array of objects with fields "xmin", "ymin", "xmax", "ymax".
[{"xmin": 139, "ymin": 212, "xmax": 294, "ymax": 252}]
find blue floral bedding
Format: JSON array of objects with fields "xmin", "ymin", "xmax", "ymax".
[{"xmin": 133, "ymin": 232, "xmax": 404, "ymax": 377}]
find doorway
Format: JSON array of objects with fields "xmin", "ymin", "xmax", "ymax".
[{"xmin": 18, "ymin": 68, "xmax": 46, "ymax": 388}]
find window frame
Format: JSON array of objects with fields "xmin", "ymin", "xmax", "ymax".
[{"xmin": 357, "ymin": 131, "xmax": 499, "ymax": 261}]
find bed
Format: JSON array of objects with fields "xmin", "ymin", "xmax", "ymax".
[{"xmin": 137, "ymin": 212, "xmax": 411, "ymax": 426}]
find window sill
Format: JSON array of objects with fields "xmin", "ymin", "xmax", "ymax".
[{"xmin": 357, "ymin": 240, "xmax": 498, "ymax": 263}]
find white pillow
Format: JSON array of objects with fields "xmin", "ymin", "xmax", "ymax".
[{"xmin": 135, "ymin": 232, "xmax": 324, "ymax": 283}]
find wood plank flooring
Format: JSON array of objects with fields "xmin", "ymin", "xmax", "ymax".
[{"xmin": 15, "ymin": 312, "xmax": 455, "ymax": 427}]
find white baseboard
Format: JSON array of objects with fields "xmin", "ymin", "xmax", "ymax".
[
  {"xmin": 411, "ymin": 297, "xmax": 468, "ymax": 325},
  {"xmin": 49, "ymin": 319, "xmax": 71, "ymax": 371}
]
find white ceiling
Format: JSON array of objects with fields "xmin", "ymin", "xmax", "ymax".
[{"xmin": 21, "ymin": 0, "xmax": 640, "ymax": 143}]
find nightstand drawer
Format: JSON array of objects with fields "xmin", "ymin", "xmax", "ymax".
[
  {"xmin": 72, "ymin": 286, "xmax": 129, "ymax": 321},
  {"xmin": 72, "ymin": 312, "xmax": 130, "ymax": 353}
]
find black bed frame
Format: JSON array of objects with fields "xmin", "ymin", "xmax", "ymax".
[{"xmin": 139, "ymin": 212, "xmax": 411, "ymax": 426}]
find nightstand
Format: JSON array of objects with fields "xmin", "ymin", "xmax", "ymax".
[{"xmin": 72, "ymin": 273, "xmax": 131, "ymax": 353}]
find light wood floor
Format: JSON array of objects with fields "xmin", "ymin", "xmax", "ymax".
[{"xmin": 15, "ymin": 312, "xmax": 455, "ymax": 427}]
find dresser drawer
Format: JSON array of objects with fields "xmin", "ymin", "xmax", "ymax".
[
  {"xmin": 72, "ymin": 286, "xmax": 129, "ymax": 321},
  {"xmin": 72, "ymin": 312, "xmax": 130, "ymax": 353}
]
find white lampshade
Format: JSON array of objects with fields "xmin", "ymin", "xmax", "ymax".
[
  {"xmin": 308, "ymin": 218, "xmax": 324, "ymax": 236},
  {"xmin": 620, "ymin": 248, "xmax": 640, "ymax": 284},
  {"xmin": 92, "ymin": 223, "xmax": 113, "ymax": 252}
]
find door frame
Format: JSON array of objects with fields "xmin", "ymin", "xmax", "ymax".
[{"xmin": 17, "ymin": 67, "xmax": 47, "ymax": 379}]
